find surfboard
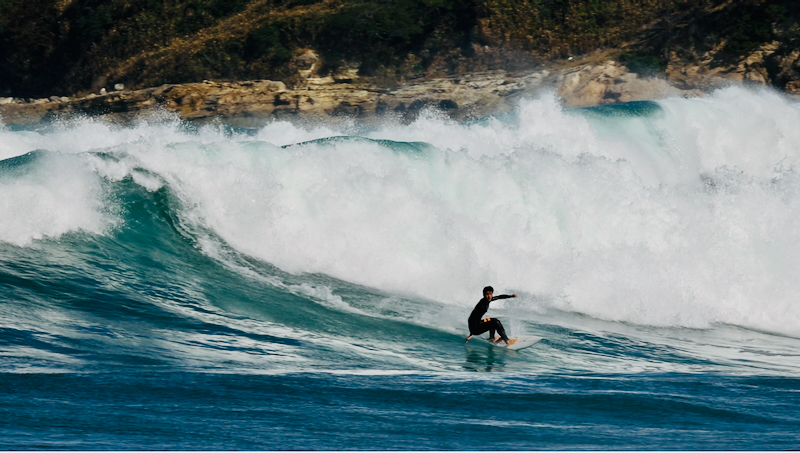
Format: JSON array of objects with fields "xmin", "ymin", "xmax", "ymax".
[{"xmin": 490, "ymin": 335, "xmax": 542, "ymax": 350}]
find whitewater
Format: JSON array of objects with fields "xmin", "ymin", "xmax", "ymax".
[{"xmin": 1, "ymin": 86, "xmax": 799, "ymax": 449}]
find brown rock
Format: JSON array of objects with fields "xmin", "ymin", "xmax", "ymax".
[
  {"xmin": 0, "ymin": 60, "xmax": 722, "ymax": 127},
  {"xmin": 295, "ymin": 52, "xmax": 319, "ymax": 71}
]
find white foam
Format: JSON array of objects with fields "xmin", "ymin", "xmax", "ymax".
[
  {"xmin": 252, "ymin": 120, "xmax": 343, "ymax": 147},
  {"xmin": 4, "ymin": 86, "xmax": 800, "ymax": 336},
  {"xmin": 0, "ymin": 153, "xmax": 115, "ymax": 246}
]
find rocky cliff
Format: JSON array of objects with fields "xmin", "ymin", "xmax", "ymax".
[
  {"xmin": 2, "ymin": 0, "xmax": 799, "ymax": 116},
  {"xmin": 0, "ymin": 49, "xmax": 769, "ymax": 128},
  {"xmin": 0, "ymin": 69, "xmax": 667, "ymax": 127}
]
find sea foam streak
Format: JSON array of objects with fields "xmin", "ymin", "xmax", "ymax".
[{"xmin": 1, "ymin": 87, "xmax": 800, "ymax": 336}]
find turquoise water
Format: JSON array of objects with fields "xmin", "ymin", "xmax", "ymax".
[{"xmin": 2, "ymin": 87, "xmax": 800, "ymax": 449}]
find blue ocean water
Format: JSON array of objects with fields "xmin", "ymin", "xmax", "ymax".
[{"xmin": 2, "ymin": 87, "xmax": 800, "ymax": 449}]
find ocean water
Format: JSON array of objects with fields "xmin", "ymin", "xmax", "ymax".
[{"xmin": 2, "ymin": 86, "xmax": 800, "ymax": 450}]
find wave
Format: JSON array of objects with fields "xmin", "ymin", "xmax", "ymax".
[{"xmin": 2, "ymin": 86, "xmax": 800, "ymax": 352}]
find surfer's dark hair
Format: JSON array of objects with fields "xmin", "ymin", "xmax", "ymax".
[{"xmin": 483, "ymin": 286, "xmax": 494, "ymax": 294}]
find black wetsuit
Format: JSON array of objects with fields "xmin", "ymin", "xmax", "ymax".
[{"xmin": 468, "ymin": 295, "xmax": 513, "ymax": 341}]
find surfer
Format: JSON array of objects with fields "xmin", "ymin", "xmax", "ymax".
[{"xmin": 465, "ymin": 286, "xmax": 517, "ymax": 345}]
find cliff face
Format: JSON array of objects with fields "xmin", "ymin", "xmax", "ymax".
[
  {"xmin": 0, "ymin": 0, "xmax": 482, "ymax": 97},
  {"xmin": 0, "ymin": 0, "xmax": 798, "ymax": 126},
  {"xmin": 2, "ymin": 0, "xmax": 799, "ymax": 97},
  {"xmin": 0, "ymin": 56, "xmax": 698, "ymax": 127},
  {"xmin": 656, "ymin": 1, "xmax": 800, "ymax": 94}
]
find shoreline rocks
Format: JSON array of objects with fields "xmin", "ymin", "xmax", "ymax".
[{"xmin": 0, "ymin": 59, "xmax": 760, "ymax": 128}]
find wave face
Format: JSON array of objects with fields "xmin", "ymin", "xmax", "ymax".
[{"xmin": 2, "ymin": 86, "xmax": 800, "ymax": 449}]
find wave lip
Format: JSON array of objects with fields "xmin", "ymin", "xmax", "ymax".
[
  {"xmin": 2, "ymin": 87, "xmax": 800, "ymax": 338},
  {"xmin": 0, "ymin": 151, "xmax": 116, "ymax": 246}
]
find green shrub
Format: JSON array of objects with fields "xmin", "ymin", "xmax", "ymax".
[
  {"xmin": 209, "ymin": 0, "xmax": 249, "ymax": 18},
  {"xmin": 75, "ymin": 4, "xmax": 113, "ymax": 43},
  {"xmin": 177, "ymin": 2, "xmax": 215, "ymax": 35},
  {"xmin": 244, "ymin": 22, "xmax": 293, "ymax": 63},
  {"xmin": 619, "ymin": 52, "xmax": 666, "ymax": 75},
  {"xmin": 315, "ymin": 0, "xmax": 471, "ymax": 74},
  {"xmin": 724, "ymin": 8, "xmax": 775, "ymax": 55}
]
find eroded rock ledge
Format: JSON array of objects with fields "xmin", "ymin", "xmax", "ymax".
[{"xmin": 0, "ymin": 60, "xmax": 735, "ymax": 128}]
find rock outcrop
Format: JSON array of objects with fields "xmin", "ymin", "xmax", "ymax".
[
  {"xmin": 556, "ymin": 61, "xmax": 697, "ymax": 108},
  {"xmin": 0, "ymin": 58, "xmax": 743, "ymax": 128}
]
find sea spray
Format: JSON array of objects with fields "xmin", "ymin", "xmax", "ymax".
[
  {"xmin": 0, "ymin": 151, "xmax": 115, "ymax": 246},
  {"xmin": 1, "ymin": 87, "xmax": 799, "ymax": 336}
]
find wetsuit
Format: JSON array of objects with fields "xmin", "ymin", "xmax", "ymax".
[{"xmin": 468, "ymin": 295, "xmax": 513, "ymax": 342}]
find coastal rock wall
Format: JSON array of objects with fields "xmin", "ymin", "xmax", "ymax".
[{"xmin": 0, "ymin": 61, "xmax": 724, "ymax": 127}]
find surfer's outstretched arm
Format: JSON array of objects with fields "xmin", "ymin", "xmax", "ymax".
[
  {"xmin": 491, "ymin": 294, "xmax": 517, "ymax": 302},
  {"xmin": 465, "ymin": 335, "xmax": 473, "ymax": 343}
]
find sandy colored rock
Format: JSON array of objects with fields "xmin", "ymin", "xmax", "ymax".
[{"xmin": 0, "ymin": 58, "xmax": 750, "ymax": 127}]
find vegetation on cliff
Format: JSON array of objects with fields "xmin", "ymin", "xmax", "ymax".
[{"xmin": 0, "ymin": 0, "xmax": 798, "ymax": 97}]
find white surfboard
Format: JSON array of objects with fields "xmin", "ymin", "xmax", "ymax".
[{"xmin": 491, "ymin": 335, "xmax": 542, "ymax": 350}]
